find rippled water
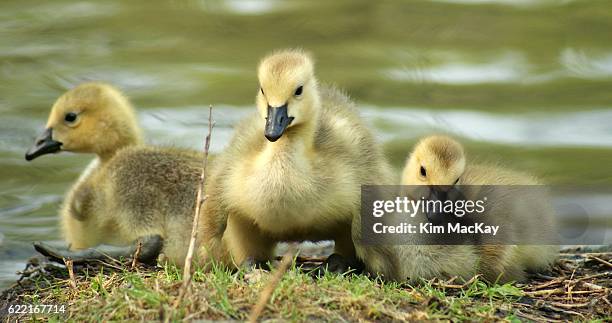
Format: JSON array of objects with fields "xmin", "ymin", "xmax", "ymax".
[{"xmin": 1, "ymin": 0, "xmax": 612, "ymax": 288}]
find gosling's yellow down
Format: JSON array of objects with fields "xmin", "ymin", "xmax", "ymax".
[
  {"xmin": 26, "ymin": 82, "xmax": 202, "ymax": 265},
  {"xmin": 199, "ymin": 49, "xmax": 394, "ymax": 266},
  {"xmin": 359, "ymin": 135, "xmax": 559, "ymax": 282}
]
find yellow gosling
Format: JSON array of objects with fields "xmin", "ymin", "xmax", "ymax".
[{"xmin": 26, "ymin": 82, "xmax": 202, "ymax": 265}]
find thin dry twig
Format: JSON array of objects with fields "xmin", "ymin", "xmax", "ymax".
[
  {"xmin": 431, "ymin": 274, "xmax": 482, "ymax": 289},
  {"xmin": 572, "ymin": 272, "xmax": 610, "ymax": 283},
  {"xmin": 549, "ymin": 301, "xmax": 592, "ymax": 309},
  {"xmin": 515, "ymin": 309, "xmax": 564, "ymax": 323},
  {"xmin": 531, "ymin": 277, "xmax": 566, "ymax": 290},
  {"xmin": 180, "ymin": 105, "xmax": 215, "ymax": 296},
  {"xmin": 62, "ymin": 258, "xmax": 77, "ymax": 290},
  {"xmin": 248, "ymin": 244, "xmax": 298, "ymax": 323},
  {"xmin": 131, "ymin": 239, "xmax": 142, "ymax": 270},
  {"xmin": 523, "ymin": 288, "xmax": 565, "ymax": 296},
  {"xmin": 588, "ymin": 256, "xmax": 612, "ymax": 269},
  {"xmin": 582, "ymin": 282, "xmax": 604, "ymax": 291}
]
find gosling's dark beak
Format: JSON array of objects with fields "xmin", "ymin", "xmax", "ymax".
[
  {"xmin": 426, "ymin": 186, "xmax": 450, "ymax": 223},
  {"xmin": 25, "ymin": 128, "xmax": 62, "ymax": 161},
  {"xmin": 429, "ymin": 178, "xmax": 461, "ymax": 202},
  {"xmin": 264, "ymin": 104, "xmax": 294, "ymax": 142},
  {"xmin": 430, "ymin": 187, "xmax": 449, "ymax": 202},
  {"xmin": 426, "ymin": 180, "xmax": 461, "ymax": 222}
]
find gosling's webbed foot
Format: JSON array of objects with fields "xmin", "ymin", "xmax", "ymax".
[
  {"xmin": 242, "ymin": 257, "xmax": 272, "ymax": 271},
  {"xmin": 32, "ymin": 242, "xmax": 69, "ymax": 262},
  {"xmin": 133, "ymin": 235, "xmax": 164, "ymax": 265},
  {"xmin": 33, "ymin": 235, "xmax": 164, "ymax": 266},
  {"xmin": 314, "ymin": 253, "xmax": 364, "ymax": 277}
]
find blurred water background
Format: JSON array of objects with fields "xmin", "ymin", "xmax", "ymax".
[{"xmin": 1, "ymin": 0, "xmax": 612, "ymax": 288}]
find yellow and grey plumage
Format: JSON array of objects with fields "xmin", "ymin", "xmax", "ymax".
[
  {"xmin": 199, "ymin": 49, "xmax": 394, "ymax": 266},
  {"xmin": 358, "ymin": 135, "xmax": 558, "ymax": 282},
  {"xmin": 27, "ymin": 82, "xmax": 203, "ymax": 265}
]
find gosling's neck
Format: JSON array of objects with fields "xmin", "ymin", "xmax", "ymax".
[{"xmin": 96, "ymin": 130, "xmax": 144, "ymax": 164}]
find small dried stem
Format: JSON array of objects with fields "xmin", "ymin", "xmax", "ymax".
[
  {"xmin": 179, "ymin": 105, "xmax": 214, "ymax": 298},
  {"xmin": 63, "ymin": 258, "xmax": 77, "ymax": 290},
  {"xmin": 131, "ymin": 240, "xmax": 142, "ymax": 270},
  {"xmin": 248, "ymin": 244, "xmax": 298, "ymax": 323},
  {"xmin": 588, "ymin": 255, "xmax": 612, "ymax": 269}
]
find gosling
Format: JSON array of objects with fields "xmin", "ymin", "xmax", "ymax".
[
  {"xmin": 26, "ymin": 82, "xmax": 203, "ymax": 265},
  {"xmin": 198, "ymin": 49, "xmax": 394, "ymax": 267},
  {"xmin": 359, "ymin": 135, "xmax": 558, "ymax": 282}
]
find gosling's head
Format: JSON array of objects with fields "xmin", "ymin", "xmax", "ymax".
[
  {"xmin": 25, "ymin": 82, "xmax": 143, "ymax": 161},
  {"xmin": 402, "ymin": 135, "xmax": 466, "ymax": 187},
  {"xmin": 257, "ymin": 49, "xmax": 319, "ymax": 142}
]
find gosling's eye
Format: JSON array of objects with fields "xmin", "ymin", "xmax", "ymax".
[
  {"xmin": 294, "ymin": 86, "xmax": 303, "ymax": 96},
  {"xmin": 64, "ymin": 112, "xmax": 78, "ymax": 123},
  {"xmin": 420, "ymin": 166, "xmax": 427, "ymax": 177},
  {"xmin": 260, "ymin": 88, "xmax": 265, "ymax": 95}
]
